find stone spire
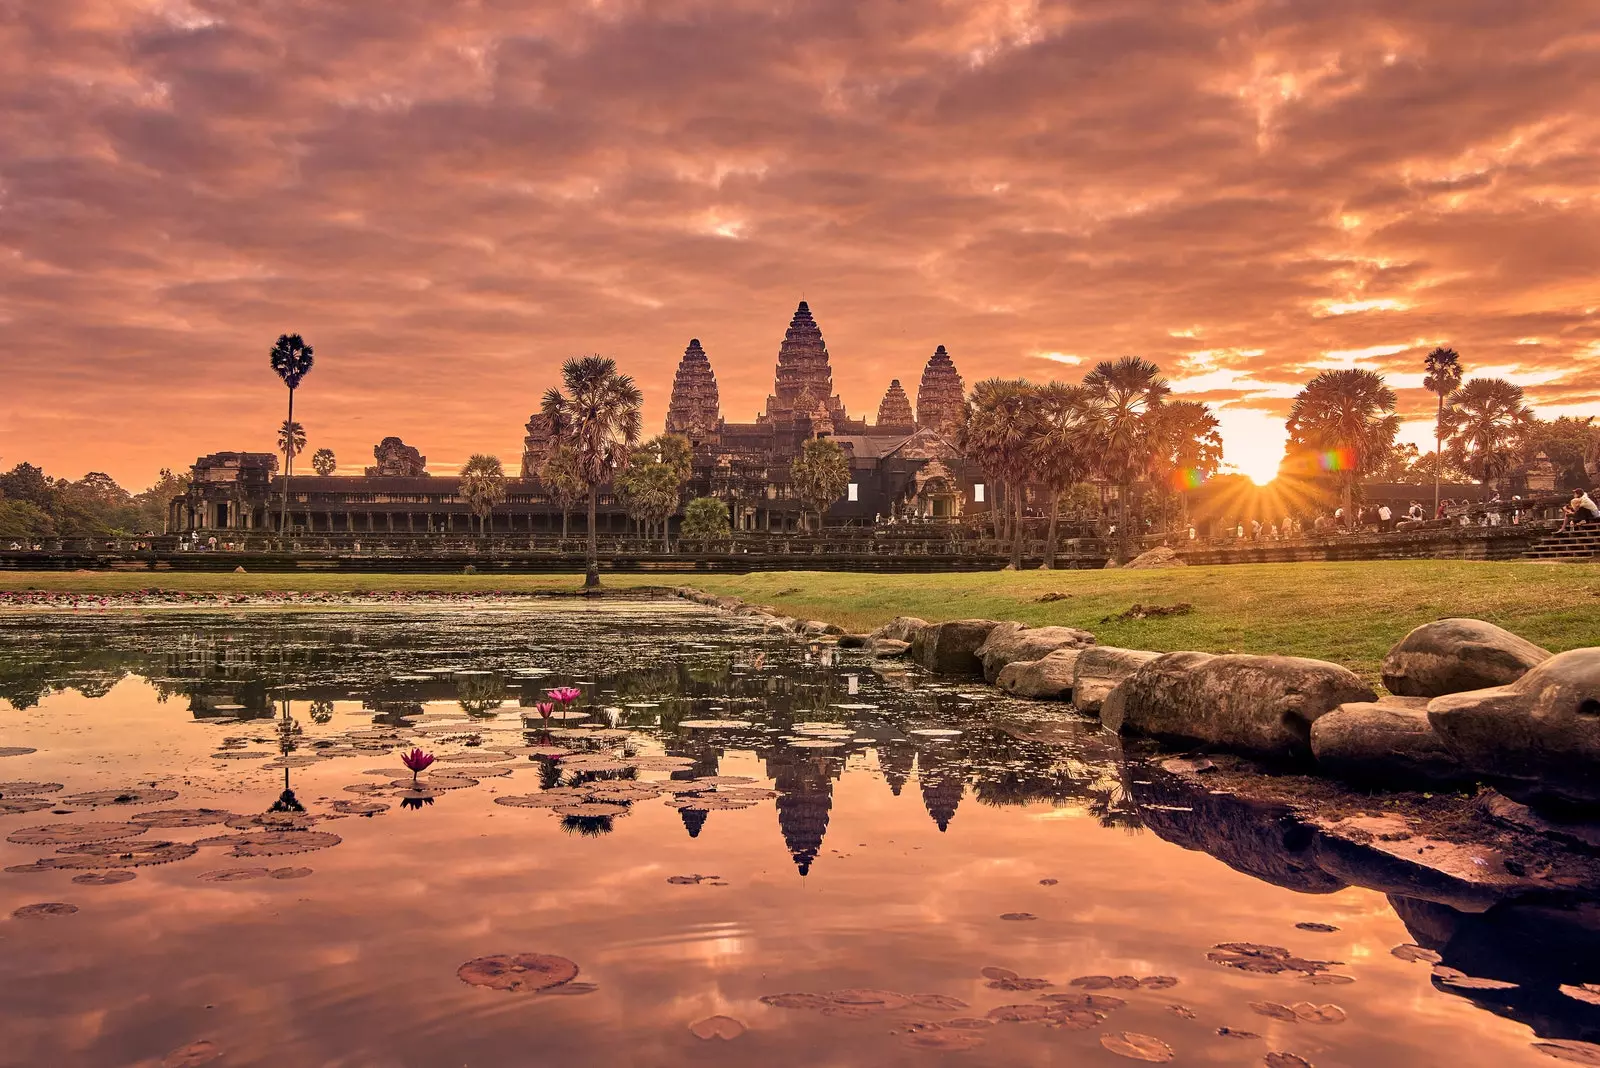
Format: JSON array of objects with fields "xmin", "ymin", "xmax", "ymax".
[
  {"xmin": 876, "ymin": 379, "xmax": 914, "ymax": 428},
  {"xmin": 916, "ymin": 345, "xmax": 966, "ymax": 438},
  {"xmin": 761, "ymin": 301, "xmax": 848, "ymax": 429},
  {"xmin": 664, "ymin": 338, "xmax": 721, "ymax": 442}
]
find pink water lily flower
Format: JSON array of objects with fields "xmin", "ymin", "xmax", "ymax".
[
  {"xmin": 534, "ymin": 701, "xmax": 556, "ymax": 718},
  {"xmin": 401, "ymin": 748, "xmax": 435, "ymax": 780},
  {"xmin": 547, "ymin": 686, "xmax": 581, "ymax": 705}
]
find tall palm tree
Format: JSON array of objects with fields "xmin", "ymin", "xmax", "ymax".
[
  {"xmin": 1082, "ymin": 357, "xmax": 1170, "ymax": 559},
  {"xmin": 459, "ymin": 454, "xmax": 508, "ymax": 535},
  {"xmin": 1029, "ymin": 383, "xmax": 1097, "ymax": 569},
  {"xmin": 1442, "ymin": 377, "xmax": 1534, "ymax": 493},
  {"xmin": 1422, "ymin": 347, "xmax": 1463, "ymax": 515},
  {"xmin": 1285, "ymin": 368, "xmax": 1400, "ymax": 526},
  {"xmin": 964, "ymin": 378, "xmax": 1036, "ymax": 564},
  {"xmin": 540, "ymin": 356, "xmax": 643, "ymax": 587},
  {"xmin": 539, "ymin": 444, "xmax": 586, "ymax": 540},
  {"xmin": 269, "ymin": 334, "xmax": 314, "ymax": 535},
  {"xmin": 1146, "ymin": 399, "xmax": 1224, "ymax": 528}
]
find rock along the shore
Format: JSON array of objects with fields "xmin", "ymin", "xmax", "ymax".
[
  {"xmin": 909, "ymin": 620, "xmax": 1006, "ymax": 675},
  {"xmin": 975, "ymin": 623, "xmax": 1096, "ymax": 683},
  {"xmin": 1310, "ymin": 697, "xmax": 1473, "ymax": 789},
  {"xmin": 1072, "ymin": 647, "xmax": 1161, "ymax": 715},
  {"xmin": 1381, "ymin": 618, "xmax": 1550, "ymax": 698},
  {"xmin": 996, "ymin": 648, "xmax": 1083, "ymax": 699},
  {"xmin": 1100, "ymin": 652, "xmax": 1377, "ymax": 761}
]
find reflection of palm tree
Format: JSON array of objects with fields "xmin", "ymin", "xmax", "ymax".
[
  {"xmin": 456, "ymin": 675, "xmax": 506, "ymax": 716},
  {"xmin": 309, "ymin": 699, "xmax": 334, "ymax": 724},
  {"xmin": 560, "ymin": 815, "xmax": 614, "ymax": 837}
]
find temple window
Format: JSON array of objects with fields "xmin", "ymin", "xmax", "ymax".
[{"xmin": 974, "ymin": 483, "xmax": 986, "ymax": 503}]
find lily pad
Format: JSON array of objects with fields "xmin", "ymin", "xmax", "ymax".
[
  {"xmin": 195, "ymin": 830, "xmax": 342, "ymax": 856},
  {"xmin": 0, "ymin": 798, "xmax": 53, "ymax": 815},
  {"xmin": 72, "ymin": 870, "xmax": 137, "ymax": 885},
  {"xmin": 678, "ymin": 719, "xmax": 753, "ymax": 729},
  {"xmin": 760, "ymin": 993, "xmax": 831, "ymax": 1010},
  {"xmin": 1300, "ymin": 974, "xmax": 1356, "ymax": 986},
  {"xmin": 197, "ymin": 867, "xmax": 273, "ymax": 883},
  {"xmin": 981, "ymin": 966, "xmax": 1018, "ymax": 981},
  {"xmin": 1390, "ymin": 943, "xmax": 1442, "ymax": 964},
  {"xmin": 1141, "ymin": 976, "xmax": 1179, "ymax": 989},
  {"xmin": 1216, "ymin": 1027, "xmax": 1261, "ymax": 1040},
  {"xmin": 131, "ymin": 809, "xmax": 235, "ymax": 828},
  {"xmin": 1265, "ymin": 1055, "xmax": 1313, "ymax": 1068},
  {"xmin": 1432, "ymin": 966, "xmax": 1518, "ymax": 991},
  {"xmin": 1290, "ymin": 1002, "xmax": 1347, "ymax": 1024},
  {"xmin": 1209, "ymin": 943, "xmax": 1335, "ymax": 976},
  {"xmin": 0, "ymin": 781, "xmax": 61, "ymax": 795},
  {"xmin": 999, "ymin": 912, "xmax": 1037, "ymax": 922},
  {"xmin": 13, "ymin": 901, "xmax": 78, "ymax": 918},
  {"xmin": 1249, "ymin": 1002, "xmax": 1300, "ymax": 1022},
  {"xmin": 50, "ymin": 840, "xmax": 197, "ymax": 868},
  {"xmin": 1295, "ymin": 922, "xmax": 1339, "ymax": 933},
  {"xmin": 987, "ymin": 1004, "xmax": 1050, "ymax": 1023},
  {"xmin": 8, "ymin": 822, "xmax": 146, "ymax": 845},
  {"xmin": 551, "ymin": 802, "xmax": 629, "ymax": 818},
  {"xmin": 1167, "ymin": 1005, "xmax": 1197, "ymax": 1020},
  {"xmin": 910, "ymin": 993, "xmax": 968, "ymax": 1011},
  {"xmin": 903, "ymin": 1030, "xmax": 986, "ymax": 1051},
  {"xmin": 688, "ymin": 1015, "xmax": 746, "ymax": 1041},
  {"xmin": 1559, "ymin": 984, "xmax": 1600, "ymax": 1007},
  {"xmin": 1535, "ymin": 1040, "xmax": 1600, "ymax": 1064},
  {"xmin": 59, "ymin": 788, "xmax": 179, "ymax": 808},
  {"xmin": 457, "ymin": 952, "xmax": 579, "ymax": 992},
  {"xmin": 0, "ymin": 746, "xmax": 37, "ymax": 757},
  {"xmin": 330, "ymin": 800, "xmax": 389, "ymax": 816},
  {"xmin": 1099, "ymin": 1032, "xmax": 1175, "ymax": 1062},
  {"xmin": 1046, "ymin": 1007, "xmax": 1104, "ymax": 1030},
  {"xmin": 942, "ymin": 1017, "xmax": 997, "ymax": 1030}
]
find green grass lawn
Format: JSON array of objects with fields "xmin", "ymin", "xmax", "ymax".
[{"xmin": 3, "ymin": 561, "xmax": 1597, "ymax": 682}]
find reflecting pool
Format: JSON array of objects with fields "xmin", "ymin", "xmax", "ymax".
[{"xmin": 0, "ymin": 603, "xmax": 1595, "ymax": 1066}]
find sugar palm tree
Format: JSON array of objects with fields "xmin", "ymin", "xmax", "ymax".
[
  {"xmin": 1422, "ymin": 347, "xmax": 1463, "ymax": 515},
  {"xmin": 1442, "ymin": 377, "xmax": 1534, "ymax": 493},
  {"xmin": 310, "ymin": 447, "xmax": 336, "ymax": 476},
  {"xmin": 540, "ymin": 356, "xmax": 643, "ymax": 587},
  {"xmin": 1146, "ymin": 399, "xmax": 1223, "ymax": 528},
  {"xmin": 1082, "ymin": 357, "xmax": 1170, "ymax": 559},
  {"xmin": 789, "ymin": 437, "xmax": 851, "ymax": 533},
  {"xmin": 539, "ymin": 444, "xmax": 586, "ymax": 540},
  {"xmin": 459, "ymin": 453, "xmax": 508, "ymax": 535},
  {"xmin": 269, "ymin": 334, "xmax": 314, "ymax": 535},
  {"xmin": 278, "ymin": 420, "xmax": 306, "ymax": 463},
  {"xmin": 964, "ymin": 378, "xmax": 1036, "ymax": 562},
  {"xmin": 1029, "ymin": 382, "xmax": 1097, "ymax": 569},
  {"xmin": 1286, "ymin": 368, "xmax": 1400, "ymax": 526}
]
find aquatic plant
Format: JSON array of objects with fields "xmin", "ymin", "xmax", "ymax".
[
  {"xmin": 400, "ymin": 748, "xmax": 435, "ymax": 784},
  {"xmin": 547, "ymin": 686, "xmax": 581, "ymax": 705}
]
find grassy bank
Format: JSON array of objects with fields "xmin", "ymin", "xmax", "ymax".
[{"xmin": 3, "ymin": 561, "xmax": 1596, "ymax": 681}]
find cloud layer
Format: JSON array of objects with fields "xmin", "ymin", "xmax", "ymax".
[{"xmin": 3, "ymin": 0, "xmax": 1597, "ymax": 485}]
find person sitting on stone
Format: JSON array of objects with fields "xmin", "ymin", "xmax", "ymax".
[{"xmin": 1565, "ymin": 488, "xmax": 1600, "ymax": 529}]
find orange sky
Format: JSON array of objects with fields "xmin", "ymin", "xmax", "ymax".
[{"xmin": 2, "ymin": 0, "xmax": 1597, "ymax": 488}]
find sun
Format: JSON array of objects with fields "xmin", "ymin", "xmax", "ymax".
[{"xmin": 1214, "ymin": 408, "xmax": 1286, "ymax": 487}]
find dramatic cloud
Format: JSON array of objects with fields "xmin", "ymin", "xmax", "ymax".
[{"xmin": 2, "ymin": 0, "xmax": 1597, "ymax": 486}]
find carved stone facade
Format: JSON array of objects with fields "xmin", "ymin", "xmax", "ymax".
[
  {"xmin": 759, "ymin": 301, "xmax": 854, "ymax": 432},
  {"xmin": 916, "ymin": 345, "xmax": 967, "ymax": 438},
  {"xmin": 876, "ymin": 379, "xmax": 915, "ymax": 430},
  {"xmin": 366, "ymin": 437, "xmax": 428, "ymax": 478},
  {"xmin": 520, "ymin": 414, "xmax": 556, "ymax": 480},
  {"xmin": 664, "ymin": 339, "xmax": 722, "ymax": 443}
]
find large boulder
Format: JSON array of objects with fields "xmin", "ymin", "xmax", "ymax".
[
  {"xmin": 1072, "ymin": 647, "xmax": 1161, "ymax": 715},
  {"xmin": 1381, "ymin": 618, "xmax": 1550, "ymax": 697},
  {"xmin": 869, "ymin": 638, "xmax": 911, "ymax": 658},
  {"xmin": 975, "ymin": 623, "xmax": 1095, "ymax": 683},
  {"xmin": 1311, "ymin": 697, "xmax": 1474, "ymax": 788},
  {"xmin": 1100, "ymin": 652, "xmax": 1377, "ymax": 761},
  {"xmin": 996, "ymin": 648, "xmax": 1082, "ymax": 700},
  {"xmin": 909, "ymin": 619, "xmax": 1006, "ymax": 675},
  {"xmin": 1427, "ymin": 647, "xmax": 1600, "ymax": 807},
  {"xmin": 871, "ymin": 616, "xmax": 930, "ymax": 643}
]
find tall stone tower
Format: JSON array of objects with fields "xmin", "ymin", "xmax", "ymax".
[
  {"xmin": 916, "ymin": 345, "xmax": 966, "ymax": 438},
  {"xmin": 760, "ymin": 301, "xmax": 848, "ymax": 429},
  {"xmin": 875, "ymin": 379, "xmax": 915, "ymax": 429},
  {"xmin": 664, "ymin": 338, "xmax": 721, "ymax": 442}
]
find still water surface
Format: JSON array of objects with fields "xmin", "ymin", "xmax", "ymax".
[{"xmin": 0, "ymin": 603, "xmax": 1593, "ymax": 1066}]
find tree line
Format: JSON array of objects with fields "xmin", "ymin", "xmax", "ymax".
[{"xmin": 0, "ymin": 464, "xmax": 189, "ymax": 539}]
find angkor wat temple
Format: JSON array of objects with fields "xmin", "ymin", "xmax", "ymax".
[{"xmin": 171, "ymin": 301, "xmax": 987, "ymax": 536}]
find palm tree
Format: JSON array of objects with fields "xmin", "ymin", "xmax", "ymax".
[
  {"xmin": 539, "ymin": 444, "xmax": 586, "ymax": 540},
  {"xmin": 278, "ymin": 420, "xmax": 306, "ymax": 464},
  {"xmin": 1422, "ymin": 347, "xmax": 1463, "ymax": 515},
  {"xmin": 1082, "ymin": 357, "xmax": 1170, "ymax": 559},
  {"xmin": 1029, "ymin": 383, "xmax": 1097, "ymax": 569},
  {"xmin": 1146, "ymin": 399, "xmax": 1224, "ymax": 527},
  {"xmin": 459, "ymin": 454, "xmax": 508, "ymax": 535},
  {"xmin": 540, "ymin": 356, "xmax": 643, "ymax": 587},
  {"xmin": 1286, "ymin": 368, "xmax": 1400, "ymax": 526},
  {"xmin": 310, "ymin": 447, "xmax": 336, "ymax": 476},
  {"xmin": 964, "ymin": 378, "xmax": 1036, "ymax": 562},
  {"xmin": 789, "ymin": 437, "xmax": 851, "ymax": 532},
  {"xmin": 1442, "ymin": 377, "xmax": 1534, "ymax": 493},
  {"xmin": 268, "ymin": 334, "xmax": 314, "ymax": 535}
]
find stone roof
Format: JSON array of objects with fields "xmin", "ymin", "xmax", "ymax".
[
  {"xmin": 664, "ymin": 338, "xmax": 721, "ymax": 441},
  {"xmin": 876, "ymin": 379, "xmax": 914, "ymax": 427},
  {"xmin": 916, "ymin": 345, "xmax": 966, "ymax": 437}
]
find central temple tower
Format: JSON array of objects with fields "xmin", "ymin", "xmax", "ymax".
[{"xmin": 759, "ymin": 301, "xmax": 848, "ymax": 430}]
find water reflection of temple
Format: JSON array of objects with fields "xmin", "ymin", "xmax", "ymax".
[
  {"xmin": 763, "ymin": 745, "xmax": 844, "ymax": 876},
  {"xmin": 915, "ymin": 744, "xmax": 966, "ymax": 832}
]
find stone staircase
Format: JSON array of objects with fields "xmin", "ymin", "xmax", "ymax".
[{"xmin": 1524, "ymin": 526, "xmax": 1600, "ymax": 561}]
